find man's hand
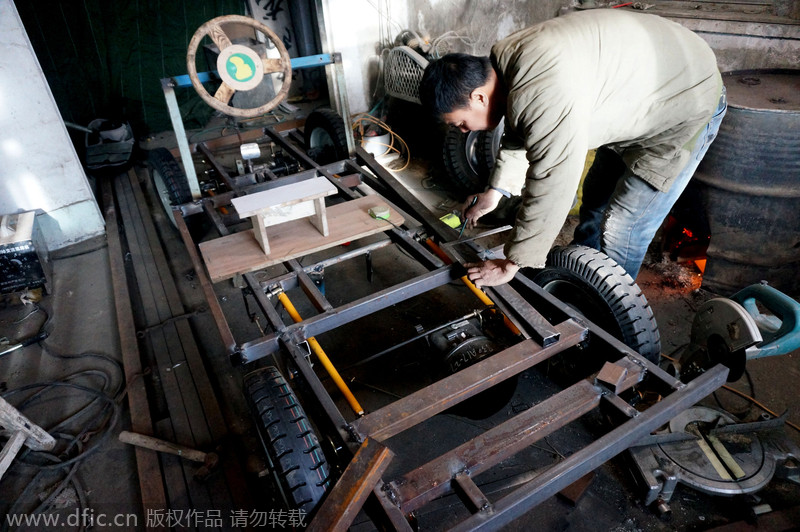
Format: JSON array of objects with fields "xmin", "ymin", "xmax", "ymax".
[
  {"xmin": 465, "ymin": 259, "xmax": 520, "ymax": 288},
  {"xmin": 462, "ymin": 188, "xmax": 503, "ymax": 229}
]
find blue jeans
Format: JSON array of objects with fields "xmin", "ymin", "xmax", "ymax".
[{"xmin": 572, "ymin": 88, "xmax": 727, "ymax": 279}]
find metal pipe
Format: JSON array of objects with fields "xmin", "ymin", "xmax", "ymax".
[
  {"xmin": 276, "ymin": 292, "xmax": 364, "ymax": 416},
  {"xmin": 451, "ymin": 364, "xmax": 729, "ymax": 531},
  {"xmin": 303, "ymin": 238, "xmax": 392, "ymax": 272}
]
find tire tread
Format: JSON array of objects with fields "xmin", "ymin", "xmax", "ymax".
[{"xmin": 244, "ymin": 366, "xmax": 330, "ymax": 514}]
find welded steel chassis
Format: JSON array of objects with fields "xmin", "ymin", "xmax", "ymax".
[{"xmin": 170, "ymin": 124, "xmax": 728, "ymax": 530}]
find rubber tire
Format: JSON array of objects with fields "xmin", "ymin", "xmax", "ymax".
[
  {"xmin": 442, "ymin": 127, "xmax": 485, "ymax": 196},
  {"xmin": 148, "ymin": 148, "xmax": 192, "ymax": 226},
  {"xmin": 476, "ymin": 122, "xmax": 504, "ymax": 177},
  {"xmin": 244, "ymin": 366, "xmax": 331, "ymax": 514},
  {"xmin": 530, "ymin": 245, "xmax": 661, "ymax": 364},
  {"xmin": 304, "ymin": 107, "xmax": 349, "ymax": 164}
]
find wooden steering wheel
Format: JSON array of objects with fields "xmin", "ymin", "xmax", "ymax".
[{"xmin": 186, "ymin": 15, "xmax": 292, "ymax": 118}]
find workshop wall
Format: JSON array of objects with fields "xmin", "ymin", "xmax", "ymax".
[
  {"xmin": 329, "ymin": 0, "xmax": 567, "ymax": 115},
  {"xmin": 0, "ymin": 0, "xmax": 104, "ymax": 251},
  {"xmin": 15, "ymin": 0, "xmax": 247, "ymax": 137},
  {"xmin": 13, "ymin": 0, "xmax": 567, "ymax": 136}
]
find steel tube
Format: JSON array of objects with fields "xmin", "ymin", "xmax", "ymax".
[
  {"xmin": 394, "ymin": 379, "xmax": 602, "ymax": 513},
  {"xmin": 278, "ymin": 292, "xmax": 364, "ymax": 416},
  {"xmin": 239, "ymin": 265, "xmax": 461, "ymax": 363},
  {"xmin": 352, "ymin": 319, "xmax": 587, "ymax": 442},
  {"xmin": 280, "ymin": 340, "xmax": 350, "ymax": 433},
  {"xmin": 489, "ymin": 284, "xmax": 561, "ymax": 346},
  {"xmin": 173, "ymin": 211, "xmax": 236, "ymax": 352},
  {"xmin": 512, "ymin": 274, "xmax": 684, "ymax": 390},
  {"xmin": 303, "ymin": 239, "xmax": 392, "ymax": 272},
  {"xmin": 197, "ymin": 143, "xmax": 236, "ymax": 191},
  {"xmin": 451, "ymin": 364, "xmax": 729, "ymax": 531}
]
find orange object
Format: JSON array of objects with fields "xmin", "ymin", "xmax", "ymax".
[{"xmin": 424, "ymin": 238, "xmax": 521, "ymax": 336}]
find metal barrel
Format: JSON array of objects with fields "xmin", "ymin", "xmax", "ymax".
[{"xmin": 694, "ymin": 70, "xmax": 800, "ymax": 297}]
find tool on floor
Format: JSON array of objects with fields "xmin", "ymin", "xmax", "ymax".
[
  {"xmin": 630, "ymin": 283, "xmax": 800, "ymax": 514},
  {"xmin": 0, "ymin": 395, "xmax": 56, "ymax": 482},
  {"xmin": 0, "ymin": 330, "xmax": 48, "ymax": 358},
  {"xmin": 118, "ymin": 430, "xmax": 219, "ymax": 480}
]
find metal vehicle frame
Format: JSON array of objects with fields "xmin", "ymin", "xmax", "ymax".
[
  {"xmin": 158, "ymin": 6, "xmax": 728, "ymax": 529},
  {"xmin": 163, "ymin": 131, "xmax": 726, "ymax": 530}
]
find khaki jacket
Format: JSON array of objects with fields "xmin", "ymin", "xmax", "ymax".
[{"xmin": 489, "ymin": 9, "xmax": 721, "ymax": 268}]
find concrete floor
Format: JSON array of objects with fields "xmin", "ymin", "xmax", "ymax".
[{"xmin": 1, "ymin": 144, "xmax": 799, "ymax": 530}]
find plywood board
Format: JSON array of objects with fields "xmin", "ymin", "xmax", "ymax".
[{"xmin": 200, "ymin": 196, "xmax": 403, "ymax": 283}]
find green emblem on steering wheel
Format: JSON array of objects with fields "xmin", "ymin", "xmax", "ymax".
[{"xmin": 226, "ymin": 53, "xmax": 257, "ymax": 82}]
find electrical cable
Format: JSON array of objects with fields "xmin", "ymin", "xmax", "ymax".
[
  {"xmin": 351, "ymin": 113, "xmax": 411, "ymax": 171},
  {"xmin": 0, "ymin": 303, "xmax": 125, "ymax": 529}
]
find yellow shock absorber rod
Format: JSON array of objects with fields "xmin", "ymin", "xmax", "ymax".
[
  {"xmin": 425, "ymin": 238, "xmax": 521, "ymax": 336},
  {"xmin": 276, "ymin": 292, "xmax": 365, "ymax": 416}
]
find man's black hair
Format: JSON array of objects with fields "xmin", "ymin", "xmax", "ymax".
[{"xmin": 419, "ymin": 54, "xmax": 492, "ymax": 119}]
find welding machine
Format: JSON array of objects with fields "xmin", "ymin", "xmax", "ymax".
[{"xmin": 0, "ymin": 211, "xmax": 50, "ymax": 294}]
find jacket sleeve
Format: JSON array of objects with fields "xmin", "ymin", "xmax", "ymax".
[
  {"xmin": 488, "ymin": 129, "xmax": 527, "ymax": 197},
  {"xmin": 502, "ymin": 88, "xmax": 589, "ymax": 269}
]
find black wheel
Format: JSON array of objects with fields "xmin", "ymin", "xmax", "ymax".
[
  {"xmin": 442, "ymin": 127, "xmax": 485, "ymax": 196},
  {"xmin": 148, "ymin": 148, "xmax": 192, "ymax": 226},
  {"xmin": 244, "ymin": 366, "xmax": 331, "ymax": 514},
  {"xmin": 529, "ymin": 245, "xmax": 661, "ymax": 364},
  {"xmin": 476, "ymin": 122, "xmax": 504, "ymax": 176},
  {"xmin": 304, "ymin": 107, "xmax": 349, "ymax": 164}
]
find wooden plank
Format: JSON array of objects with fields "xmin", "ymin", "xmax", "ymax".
[
  {"xmin": 252, "ymin": 200, "xmax": 317, "ymax": 228},
  {"xmin": 201, "ymin": 195, "xmax": 403, "ymax": 282},
  {"xmin": 308, "ymin": 438, "xmax": 394, "ymax": 532},
  {"xmin": 103, "ymin": 177, "xmax": 168, "ymax": 520},
  {"xmin": 231, "ymin": 176, "xmax": 336, "ymax": 216}
]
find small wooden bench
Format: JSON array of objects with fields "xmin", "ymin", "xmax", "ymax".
[
  {"xmin": 200, "ymin": 195, "xmax": 403, "ymax": 283},
  {"xmin": 231, "ymin": 177, "xmax": 338, "ymax": 254}
]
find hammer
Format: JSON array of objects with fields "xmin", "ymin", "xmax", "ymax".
[{"xmin": 118, "ymin": 430, "xmax": 219, "ymax": 480}]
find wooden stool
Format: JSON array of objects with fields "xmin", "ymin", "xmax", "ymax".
[
  {"xmin": 231, "ymin": 177, "xmax": 338, "ymax": 254},
  {"xmin": 0, "ymin": 395, "xmax": 56, "ymax": 481}
]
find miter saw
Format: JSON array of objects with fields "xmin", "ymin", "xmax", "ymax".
[
  {"xmin": 676, "ymin": 282, "xmax": 800, "ymax": 383},
  {"xmin": 630, "ymin": 282, "xmax": 800, "ymax": 514}
]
